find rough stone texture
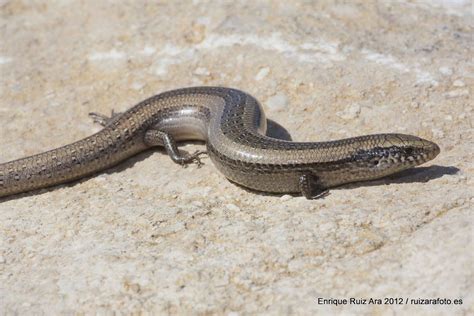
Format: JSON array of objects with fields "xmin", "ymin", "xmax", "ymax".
[{"xmin": 0, "ymin": 1, "xmax": 472, "ymax": 314}]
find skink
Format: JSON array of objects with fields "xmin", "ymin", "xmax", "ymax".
[{"xmin": 0, "ymin": 87, "xmax": 440, "ymax": 199}]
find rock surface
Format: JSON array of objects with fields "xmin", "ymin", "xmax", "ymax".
[{"xmin": 0, "ymin": 1, "xmax": 472, "ymax": 314}]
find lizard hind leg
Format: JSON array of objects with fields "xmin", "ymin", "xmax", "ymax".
[
  {"xmin": 88, "ymin": 110, "xmax": 123, "ymax": 127},
  {"xmin": 298, "ymin": 173, "xmax": 329, "ymax": 199},
  {"xmin": 144, "ymin": 129, "xmax": 206, "ymax": 167}
]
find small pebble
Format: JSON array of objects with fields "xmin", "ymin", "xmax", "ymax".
[
  {"xmin": 131, "ymin": 82, "xmax": 144, "ymax": 90},
  {"xmin": 336, "ymin": 103, "xmax": 361, "ymax": 120},
  {"xmin": 438, "ymin": 66, "xmax": 453, "ymax": 76},
  {"xmin": 141, "ymin": 46, "xmax": 156, "ymax": 56},
  {"xmin": 266, "ymin": 93, "xmax": 289, "ymax": 111},
  {"xmin": 95, "ymin": 176, "xmax": 107, "ymax": 182},
  {"xmin": 452, "ymin": 80, "xmax": 465, "ymax": 87},
  {"xmin": 193, "ymin": 67, "xmax": 210, "ymax": 76},
  {"xmin": 255, "ymin": 67, "xmax": 270, "ymax": 81},
  {"xmin": 444, "ymin": 89, "xmax": 469, "ymax": 98},
  {"xmin": 431, "ymin": 128, "xmax": 444, "ymax": 138},
  {"xmin": 192, "ymin": 201, "xmax": 203, "ymax": 207},
  {"xmin": 184, "ymin": 23, "xmax": 206, "ymax": 44},
  {"xmin": 410, "ymin": 102, "xmax": 420, "ymax": 109},
  {"xmin": 225, "ymin": 203, "xmax": 241, "ymax": 212}
]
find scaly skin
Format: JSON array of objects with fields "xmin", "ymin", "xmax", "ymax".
[{"xmin": 0, "ymin": 87, "xmax": 440, "ymax": 199}]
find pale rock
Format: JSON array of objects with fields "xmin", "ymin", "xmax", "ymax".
[
  {"xmin": 225, "ymin": 203, "xmax": 241, "ymax": 212},
  {"xmin": 452, "ymin": 79, "xmax": 465, "ymax": 87},
  {"xmin": 194, "ymin": 67, "xmax": 210, "ymax": 76},
  {"xmin": 255, "ymin": 67, "xmax": 270, "ymax": 81},
  {"xmin": 410, "ymin": 101, "xmax": 419, "ymax": 108},
  {"xmin": 336, "ymin": 103, "xmax": 361, "ymax": 120},
  {"xmin": 266, "ymin": 93, "xmax": 289, "ymax": 111},
  {"xmin": 131, "ymin": 82, "xmax": 144, "ymax": 90},
  {"xmin": 444, "ymin": 89, "xmax": 469, "ymax": 98},
  {"xmin": 438, "ymin": 66, "xmax": 453, "ymax": 76},
  {"xmin": 431, "ymin": 128, "xmax": 445, "ymax": 138}
]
